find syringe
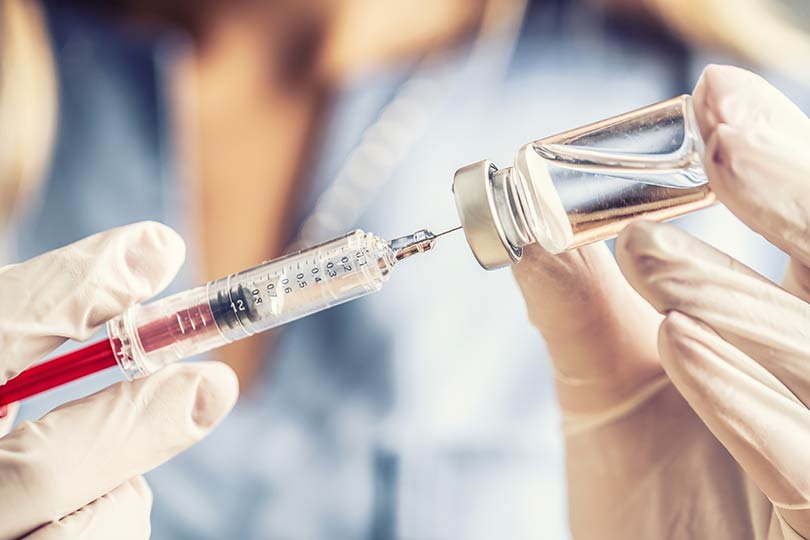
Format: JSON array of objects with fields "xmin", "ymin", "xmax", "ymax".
[{"xmin": 0, "ymin": 228, "xmax": 450, "ymax": 406}]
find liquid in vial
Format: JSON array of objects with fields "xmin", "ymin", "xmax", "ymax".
[{"xmin": 453, "ymin": 95, "xmax": 715, "ymax": 269}]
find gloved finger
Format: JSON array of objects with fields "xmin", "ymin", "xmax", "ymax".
[
  {"xmin": 692, "ymin": 65, "xmax": 810, "ymax": 275},
  {"xmin": 692, "ymin": 65, "xmax": 810, "ymax": 145},
  {"xmin": 513, "ymin": 242, "xmax": 663, "ymax": 415},
  {"xmin": 616, "ymin": 221, "xmax": 810, "ymax": 407},
  {"xmin": 658, "ymin": 312, "xmax": 810, "ymax": 537},
  {"xmin": 23, "ymin": 476, "xmax": 152, "ymax": 540},
  {"xmin": 0, "ymin": 221, "xmax": 186, "ymax": 385},
  {"xmin": 0, "ymin": 361, "xmax": 238, "ymax": 540},
  {"xmin": 0, "ymin": 402, "xmax": 20, "ymax": 437},
  {"xmin": 704, "ymin": 124, "xmax": 810, "ymax": 284},
  {"xmin": 783, "ymin": 258, "xmax": 810, "ymax": 304}
]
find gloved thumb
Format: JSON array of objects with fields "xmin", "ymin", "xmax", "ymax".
[
  {"xmin": 513, "ymin": 242, "xmax": 663, "ymax": 416},
  {"xmin": 0, "ymin": 360, "xmax": 238, "ymax": 539}
]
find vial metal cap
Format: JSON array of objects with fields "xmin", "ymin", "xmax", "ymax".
[{"xmin": 452, "ymin": 160, "xmax": 522, "ymax": 270}]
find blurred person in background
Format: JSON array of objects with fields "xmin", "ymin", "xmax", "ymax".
[{"xmin": 2, "ymin": 0, "xmax": 809, "ymax": 539}]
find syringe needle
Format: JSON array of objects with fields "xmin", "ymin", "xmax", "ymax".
[
  {"xmin": 433, "ymin": 225, "xmax": 462, "ymax": 238},
  {"xmin": 388, "ymin": 225, "xmax": 462, "ymax": 261}
]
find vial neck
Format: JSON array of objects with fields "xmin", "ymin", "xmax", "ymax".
[{"xmin": 490, "ymin": 166, "xmax": 536, "ymax": 251}]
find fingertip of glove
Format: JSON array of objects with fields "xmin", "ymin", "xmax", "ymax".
[
  {"xmin": 693, "ymin": 64, "xmax": 731, "ymax": 139},
  {"xmin": 616, "ymin": 221, "xmax": 710, "ymax": 315},
  {"xmin": 659, "ymin": 312, "xmax": 696, "ymax": 367},
  {"xmin": 123, "ymin": 222, "xmax": 186, "ymax": 292},
  {"xmin": 184, "ymin": 362, "xmax": 239, "ymax": 431},
  {"xmin": 657, "ymin": 311, "xmax": 718, "ymax": 371},
  {"xmin": 693, "ymin": 65, "xmax": 763, "ymax": 137},
  {"xmin": 137, "ymin": 221, "xmax": 185, "ymax": 259},
  {"xmin": 129, "ymin": 476, "xmax": 154, "ymax": 507},
  {"xmin": 659, "ymin": 310, "xmax": 697, "ymax": 338},
  {"xmin": 694, "ymin": 65, "xmax": 756, "ymax": 102},
  {"xmin": 615, "ymin": 220, "xmax": 676, "ymax": 274}
]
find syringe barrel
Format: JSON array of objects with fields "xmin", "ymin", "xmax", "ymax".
[
  {"xmin": 107, "ymin": 285, "xmax": 223, "ymax": 379},
  {"xmin": 107, "ymin": 230, "xmax": 394, "ymax": 379}
]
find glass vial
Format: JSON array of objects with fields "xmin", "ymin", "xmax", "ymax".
[{"xmin": 453, "ymin": 95, "xmax": 715, "ymax": 270}]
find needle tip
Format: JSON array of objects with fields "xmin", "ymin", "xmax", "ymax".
[{"xmin": 433, "ymin": 225, "xmax": 462, "ymax": 238}]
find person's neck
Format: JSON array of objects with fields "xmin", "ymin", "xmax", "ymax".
[{"xmin": 172, "ymin": 12, "xmax": 330, "ymax": 390}]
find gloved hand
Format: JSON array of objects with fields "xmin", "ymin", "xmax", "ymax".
[
  {"xmin": 0, "ymin": 222, "xmax": 239, "ymax": 540},
  {"xmin": 513, "ymin": 64, "xmax": 810, "ymax": 540}
]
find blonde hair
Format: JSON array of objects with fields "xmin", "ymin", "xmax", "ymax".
[
  {"xmin": 647, "ymin": 0, "xmax": 810, "ymax": 85},
  {"xmin": 0, "ymin": 0, "xmax": 56, "ymax": 238}
]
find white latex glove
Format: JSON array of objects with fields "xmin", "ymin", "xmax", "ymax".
[
  {"xmin": 0, "ymin": 222, "xmax": 239, "ymax": 540},
  {"xmin": 514, "ymin": 65, "xmax": 810, "ymax": 539}
]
